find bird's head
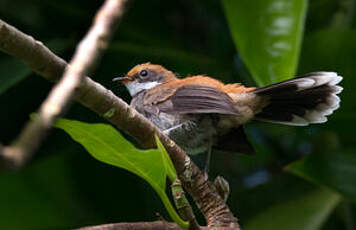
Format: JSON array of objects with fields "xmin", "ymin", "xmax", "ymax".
[{"xmin": 113, "ymin": 62, "xmax": 176, "ymax": 96}]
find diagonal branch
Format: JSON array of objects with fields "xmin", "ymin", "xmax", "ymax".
[
  {"xmin": 0, "ymin": 16, "xmax": 239, "ymax": 230},
  {"xmin": 0, "ymin": 0, "xmax": 130, "ymax": 169},
  {"xmin": 77, "ymin": 221, "xmax": 209, "ymax": 230}
]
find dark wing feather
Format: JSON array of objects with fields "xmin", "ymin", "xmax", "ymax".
[{"xmin": 157, "ymin": 84, "xmax": 239, "ymax": 115}]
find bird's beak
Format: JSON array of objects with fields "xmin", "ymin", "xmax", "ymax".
[{"xmin": 112, "ymin": 75, "xmax": 134, "ymax": 83}]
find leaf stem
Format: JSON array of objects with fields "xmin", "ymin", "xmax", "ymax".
[
  {"xmin": 155, "ymin": 135, "xmax": 177, "ymax": 181},
  {"xmin": 154, "ymin": 185, "xmax": 190, "ymax": 229}
]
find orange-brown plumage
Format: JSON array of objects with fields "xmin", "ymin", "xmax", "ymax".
[
  {"xmin": 126, "ymin": 63, "xmax": 256, "ymax": 102},
  {"xmin": 113, "ymin": 63, "xmax": 342, "ymax": 158},
  {"xmin": 155, "ymin": 75, "xmax": 255, "ymax": 93},
  {"xmin": 127, "ymin": 62, "xmax": 176, "ymax": 81}
]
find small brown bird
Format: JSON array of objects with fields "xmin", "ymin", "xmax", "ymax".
[{"xmin": 113, "ymin": 63, "xmax": 342, "ymax": 170}]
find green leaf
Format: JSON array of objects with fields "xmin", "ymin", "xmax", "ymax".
[
  {"xmin": 0, "ymin": 57, "xmax": 31, "ymax": 94},
  {"xmin": 286, "ymin": 149, "xmax": 356, "ymax": 202},
  {"xmin": 54, "ymin": 118, "xmax": 188, "ymax": 229},
  {"xmin": 244, "ymin": 188, "xmax": 341, "ymax": 230},
  {"xmin": 222, "ymin": 0, "xmax": 307, "ymax": 86},
  {"xmin": 155, "ymin": 135, "xmax": 177, "ymax": 181}
]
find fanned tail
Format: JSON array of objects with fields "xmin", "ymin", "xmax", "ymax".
[{"xmin": 253, "ymin": 72, "xmax": 343, "ymax": 126}]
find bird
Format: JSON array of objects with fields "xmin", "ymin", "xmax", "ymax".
[{"xmin": 113, "ymin": 62, "xmax": 343, "ymax": 172}]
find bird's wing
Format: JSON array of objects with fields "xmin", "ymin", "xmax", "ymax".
[{"xmin": 145, "ymin": 84, "xmax": 239, "ymax": 115}]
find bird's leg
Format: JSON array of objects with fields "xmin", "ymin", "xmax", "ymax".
[{"xmin": 204, "ymin": 136, "xmax": 212, "ymax": 180}]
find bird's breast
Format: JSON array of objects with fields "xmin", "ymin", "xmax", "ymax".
[{"xmin": 130, "ymin": 92, "xmax": 182, "ymax": 129}]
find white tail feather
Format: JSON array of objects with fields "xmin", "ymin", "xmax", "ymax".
[{"xmin": 254, "ymin": 72, "xmax": 343, "ymax": 126}]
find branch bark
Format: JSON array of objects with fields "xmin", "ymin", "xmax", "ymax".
[
  {"xmin": 0, "ymin": 10, "xmax": 239, "ymax": 230},
  {"xmin": 77, "ymin": 221, "xmax": 209, "ymax": 230}
]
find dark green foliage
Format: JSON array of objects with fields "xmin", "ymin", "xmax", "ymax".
[
  {"xmin": 0, "ymin": 0, "xmax": 355, "ymax": 229},
  {"xmin": 244, "ymin": 188, "xmax": 341, "ymax": 230}
]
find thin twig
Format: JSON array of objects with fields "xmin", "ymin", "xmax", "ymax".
[
  {"xmin": 0, "ymin": 0, "xmax": 129, "ymax": 168},
  {"xmin": 0, "ymin": 19, "xmax": 239, "ymax": 230}
]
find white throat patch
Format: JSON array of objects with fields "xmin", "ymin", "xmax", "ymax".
[{"xmin": 125, "ymin": 81, "xmax": 161, "ymax": 96}]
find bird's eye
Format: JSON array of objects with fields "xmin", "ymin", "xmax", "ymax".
[{"xmin": 139, "ymin": 70, "xmax": 148, "ymax": 77}]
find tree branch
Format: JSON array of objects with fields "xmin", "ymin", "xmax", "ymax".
[
  {"xmin": 77, "ymin": 221, "xmax": 209, "ymax": 230},
  {"xmin": 0, "ymin": 13, "xmax": 239, "ymax": 230},
  {"xmin": 0, "ymin": 0, "xmax": 129, "ymax": 168}
]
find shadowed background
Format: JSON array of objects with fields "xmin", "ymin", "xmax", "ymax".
[{"xmin": 0, "ymin": 0, "xmax": 355, "ymax": 229}]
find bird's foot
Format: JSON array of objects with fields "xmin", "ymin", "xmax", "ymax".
[{"xmin": 214, "ymin": 176, "xmax": 230, "ymax": 202}]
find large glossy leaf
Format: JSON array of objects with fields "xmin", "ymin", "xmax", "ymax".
[
  {"xmin": 244, "ymin": 188, "xmax": 341, "ymax": 230},
  {"xmin": 54, "ymin": 118, "xmax": 188, "ymax": 229},
  {"xmin": 286, "ymin": 149, "xmax": 356, "ymax": 202},
  {"xmin": 222, "ymin": 0, "xmax": 307, "ymax": 86}
]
